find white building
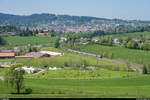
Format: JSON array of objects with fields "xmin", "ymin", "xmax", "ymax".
[
  {"xmin": 49, "ymin": 67, "xmax": 62, "ymax": 70},
  {"xmin": 113, "ymin": 38, "xmax": 121, "ymax": 46},
  {"xmin": 60, "ymin": 37, "xmax": 67, "ymax": 42},
  {"xmin": 22, "ymin": 67, "xmax": 35, "ymax": 74},
  {"xmin": 40, "ymin": 51, "xmax": 63, "ymax": 56}
]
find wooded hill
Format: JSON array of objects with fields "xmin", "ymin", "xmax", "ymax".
[{"xmin": 0, "ymin": 13, "xmax": 150, "ymax": 28}]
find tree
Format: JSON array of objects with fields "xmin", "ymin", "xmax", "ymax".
[
  {"xmin": 125, "ymin": 37, "xmax": 132, "ymax": 43},
  {"xmin": 126, "ymin": 40, "xmax": 139, "ymax": 49},
  {"xmin": 82, "ymin": 59, "xmax": 88, "ymax": 68},
  {"xmin": 0, "ymin": 36, "xmax": 7, "ymax": 45},
  {"xmin": 54, "ymin": 38, "xmax": 60, "ymax": 48},
  {"xmin": 142, "ymin": 64, "xmax": 148, "ymax": 74},
  {"xmin": 99, "ymin": 36, "xmax": 113, "ymax": 46},
  {"xmin": 139, "ymin": 35, "xmax": 146, "ymax": 43},
  {"xmin": 5, "ymin": 64, "xmax": 25, "ymax": 94},
  {"xmin": 140, "ymin": 43, "xmax": 150, "ymax": 51}
]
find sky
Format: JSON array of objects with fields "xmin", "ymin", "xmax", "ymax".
[{"xmin": 0, "ymin": 0, "xmax": 150, "ymax": 20}]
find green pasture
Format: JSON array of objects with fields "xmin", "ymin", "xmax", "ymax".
[
  {"xmin": 0, "ymin": 54, "xmax": 128, "ymax": 71},
  {"xmin": 4, "ymin": 36, "xmax": 57, "ymax": 46},
  {"xmin": 25, "ymin": 69, "xmax": 137, "ymax": 80},
  {"xmin": 0, "ymin": 75, "xmax": 150, "ymax": 98},
  {"xmin": 107, "ymin": 31, "xmax": 150, "ymax": 39},
  {"xmin": 79, "ymin": 44, "xmax": 150, "ymax": 67}
]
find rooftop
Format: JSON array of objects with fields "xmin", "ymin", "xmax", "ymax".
[{"xmin": 0, "ymin": 53, "xmax": 15, "ymax": 57}]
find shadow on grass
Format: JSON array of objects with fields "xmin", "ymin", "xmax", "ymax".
[{"xmin": 11, "ymin": 88, "xmax": 32, "ymax": 95}]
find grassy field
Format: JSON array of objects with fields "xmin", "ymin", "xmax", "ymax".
[
  {"xmin": 107, "ymin": 31, "xmax": 150, "ymax": 39},
  {"xmin": 0, "ymin": 46, "xmax": 149, "ymax": 98},
  {"xmin": 0, "ymin": 47, "xmax": 129, "ymax": 71},
  {"xmin": 0, "ymin": 66, "xmax": 148, "ymax": 98},
  {"xmin": 79, "ymin": 44, "xmax": 150, "ymax": 68},
  {"xmin": 25, "ymin": 70, "xmax": 137, "ymax": 80},
  {"xmin": 4, "ymin": 36, "xmax": 57, "ymax": 46},
  {"xmin": 0, "ymin": 75, "xmax": 150, "ymax": 98}
]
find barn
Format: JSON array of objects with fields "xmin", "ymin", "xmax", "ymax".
[{"xmin": 0, "ymin": 53, "xmax": 15, "ymax": 59}]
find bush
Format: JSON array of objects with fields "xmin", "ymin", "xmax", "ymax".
[
  {"xmin": 64, "ymin": 62, "xmax": 69, "ymax": 67},
  {"xmin": 113, "ymin": 67, "xmax": 120, "ymax": 71},
  {"xmin": 58, "ymin": 90, "xmax": 64, "ymax": 94},
  {"xmin": 102, "ymin": 52, "xmax": 107, "ymax": 57},
  {"xmin": 24, "ymin": 88, "xmax": 32, "ymax": 94}
]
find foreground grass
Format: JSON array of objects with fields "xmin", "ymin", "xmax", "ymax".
[{"xmin": 0, "ymin": 75, "xmax": 150, "ymax": 98}]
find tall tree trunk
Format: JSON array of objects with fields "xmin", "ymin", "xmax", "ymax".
[{"xmin": 17, "ymin": 82, "xmax": 20, "ymax": 94}]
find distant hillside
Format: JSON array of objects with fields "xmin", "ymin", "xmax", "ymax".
[{"xmin": 0, "ymin": 13, "xmax": 150, "ymax": 29}]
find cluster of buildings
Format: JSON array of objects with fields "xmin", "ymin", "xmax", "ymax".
[
  {"xmin": 29, "ymin": 24, "xmax": 120, "ymax": 33},
  {"xmin": 0, "ymin": 51, "xmax": 63, "ymax": 59}
]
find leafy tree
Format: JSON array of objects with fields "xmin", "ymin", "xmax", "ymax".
[
  {"xmin": 118, "ymin": 38, "xmax": 124, "ymax": 44},
  {"xmin": 82, "ymin": 59, "xmax": 88, "ymax": 67},
  {"xmin": 5, "ymin": 64, "xmax": 25, "ymax": 94},
  {"xmin": 0, "ymin": 36, "xmax": 7, "ymax": 45},
  {"xmin": 139, "ymin": 35, "xmax": 146, "ymax": 43},
  {"xmin": 140, "ymin": 43, "xmax": 150, "ymax": 51},
  {"xmin": 142, "ymin": 64, "xmax": 148, "ymax": 74},
  {"xmin": 99, "ymin": 36, "xmax": 114, "ymax": 46},
  {"xmin": 126, "ymin": 40, "xmax": 139, "ymax": 49},
  {"xmin": 125, "ymin": 37, "xmax": 132, "ymax": 43},
  {"xmin": 54, "ymin": 38, "xmax": 60, "ymax": 48}
]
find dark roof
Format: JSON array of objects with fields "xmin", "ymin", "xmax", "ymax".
[
  {"xmin": 25, "ymin": 52, "xmax": 50, "ymax": 58},
  {"xmin": 15, "ymin": 56, "xmax": 33, "ymax": 58}
]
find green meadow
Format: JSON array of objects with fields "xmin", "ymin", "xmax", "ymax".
[
  {"xmin": 0, "ymin": 47, "xmax": 129, "ymax": 71},
  {"xmin": 4, "ymin": 36, "xmax": 57, "ymax": 46},
  {"xmin": 0, "ymin": 44, "xmax": 149, "ymax": 98},
  {"xmin": 25, "ymin": 70, "xmax": 137, "ymax": 80},
  {"xmin": 79, "ymin": 44, "xmax": 150, "ymax": 67},
  {"xmin": 0, "ymin": 75, "xmax": 150, "ymax": 98},
  {"xmin": 107, "ymin": 31, "xmax": 150, "ymax": 39}
]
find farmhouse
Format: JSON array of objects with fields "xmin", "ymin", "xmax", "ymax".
[
  {"xmin": 60, "ymin": 37, "xmax": 67, "ymax": 42},
  {"xmin": 49, "ymin": 67, "xmax": 62, "ymax": 70},
  {"xmin": 92, "ymin": 37, "xmax": 100, "ymax": 42},
  {"xmin": 4, "ymin": 32, "xmax": 17, "ymax": 36},
  {"xmin": 37, "ymin": 33, "xmax": 49, "ymax": 36},
  {"xmin": 113, "ymin": 38, "xmax": 121, "ymax": 46},
  {"xmin": 25, "ymin": 52, "xmax": 51, "ymax": 58},
  {"xmin": 0, "ymin": 53, "xmax": 15, "ymax": 59}
]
